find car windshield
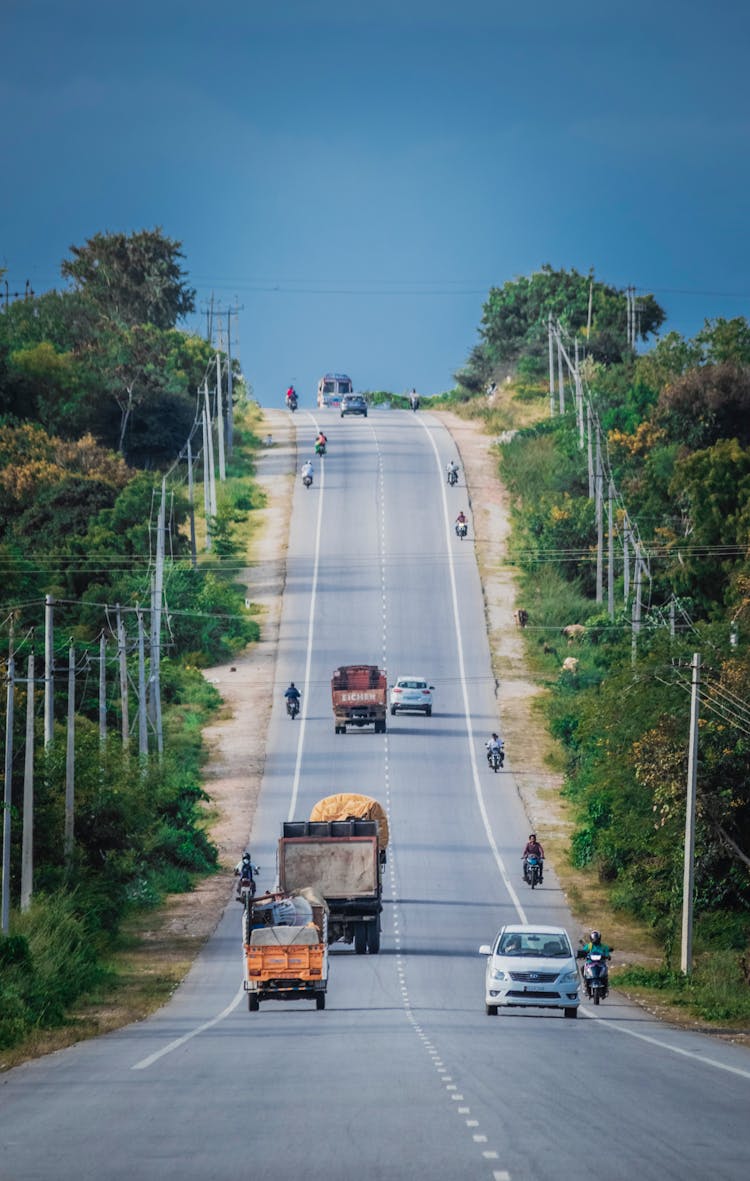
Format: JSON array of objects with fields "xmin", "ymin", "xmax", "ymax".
[
  {"xmin": 399, "ymin": 680, "xmax": 426, "ymax": 689},
  {"xmin": 497, "ymin": 932, "xmax": 570, "ymax": 958}
]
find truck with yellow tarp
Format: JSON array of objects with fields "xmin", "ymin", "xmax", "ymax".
[
  {"xmin": 243, "ymin": 888, "xmax": 328, "ymax": 1011},
  {"xmin": 278, "ymin": 794, "xmax": 389, "ymax": 955}
]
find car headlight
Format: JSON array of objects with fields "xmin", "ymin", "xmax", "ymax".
[
  {"xmin": 558, "ymin": 970, "xmax": 579, "ymax": 985},
  {"xmin": 490, "ymin": 968, "xmax": 508, "ymax": 981}
]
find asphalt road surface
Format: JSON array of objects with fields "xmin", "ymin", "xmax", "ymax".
[{"xmin": 2, "ymin": 408, "xmax": 750, "ymax": 1181}]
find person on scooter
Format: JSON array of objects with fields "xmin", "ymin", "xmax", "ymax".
[
  {"xmin": 284, "ymin": 682, "xmax": 301, "ymax": 713},
  {"xmin": 580, "ymin": 930, "xmax": 610, "ymax": 959},
  {"xmin": 315, "ymin": 431, "xmax": 327, "ymax": 455},
  {"xmin": 286, "ymin": 385, "xmax": 298, "ymax": 410},
  {"xmin": 455, "ymin": 510, "xmax": 467, "ymax": 536},
  {"xmin": 522, "ymin": 833, "xmax": 545, "ymax": 883},
  {"xmin": 485, "ymin": 731, "xmax": 504, "ymax": 768},
  {"xmin": 446, "ymin": 459, "xmax": 459, "ymax": 484},
  {"xmin": 234, "ymin": 851, "xmax": 259, "ymax": 900},
  {"xmin": 409, "ymin": 388, "xmax": 420, "ymax": 411},
  {"xmin": 301, "ymin": 460, "xmax": 313, "ymax": 485}
]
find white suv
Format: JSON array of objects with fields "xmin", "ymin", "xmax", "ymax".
[
  {"xmin": 479, "ymin": 924, "xmax": 580, "ymax": 1018},
  {"xmin": 389, "ymin": 675, "xmax": 434, "ymax": 716}
]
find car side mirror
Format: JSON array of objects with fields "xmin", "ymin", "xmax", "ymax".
[{"xmin": 479, "ymin": 944, "xmax": 492, "ymax": 956}]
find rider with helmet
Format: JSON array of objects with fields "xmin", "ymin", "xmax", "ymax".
[
  {"xmin": 485, "ymin": 731, "xmax": 505, "ymax": 768},
  {"xmin": 284, "ymin": 682, "xmax": 301, "ymax": 716},
  {"xmin": 581, "ymin": 930, "xmax": 610, "ymax": 958}
]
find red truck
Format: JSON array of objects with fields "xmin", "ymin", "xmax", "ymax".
[{"xmin": 331, "ymin": 664, "xmax": 387, "ymax": 734}]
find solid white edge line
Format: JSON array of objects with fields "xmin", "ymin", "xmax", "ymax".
[
  {"xmin": 132, "ymin": 988, "xmax": 245, "ymax": 1071},
  {"xmin": 417, "ymin": 415, "xmax": 527, "ymax": 924},
  {"xmin": 582, "ymin": 1007, "xmax": 750, "ymax": 1079}
]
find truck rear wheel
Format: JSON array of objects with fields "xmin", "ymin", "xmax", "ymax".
[
  {"xmin": 367, "ymin": 921, "xmax": 381, "ymax": 954},
  {"xmin": 316, "ymin": 993, "xmax": 326, "ymax": 1010},
  {"xmin": 354, "ymin": 922, "xmax": 367, "ymax": 955},
  {"xmin": 248, "ymin": 993, "xmax": 259, "ymax": 1012}
]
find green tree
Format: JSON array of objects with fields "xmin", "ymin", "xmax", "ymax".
[
  {"xmin": 478, "ymin": 266, "xmax": 665, "ymax": 368},
  {"xmin": 61, "ymin": 227, "xmax": 195, "ymax": 329}
]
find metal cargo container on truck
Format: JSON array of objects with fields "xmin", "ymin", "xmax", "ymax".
[
  {"xmin": 331, "ymin": 664, "xmax": 387, "ymax": 734},
  {"xmin": 278, "ymin": 795, "xmax": 388, "ymax": 955}
]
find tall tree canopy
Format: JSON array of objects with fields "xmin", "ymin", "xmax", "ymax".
[
  {"xmin": 464, "ymin": 265, "xmax": 665, "ymax": 383},
  {"xmin": 60, "ymin": 227, "xmax": 195, "ymax": 329}
]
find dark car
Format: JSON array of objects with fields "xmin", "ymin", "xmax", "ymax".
[{"xmin": 341, "ymin": 394, "xmax": 368, "ymax": 418}]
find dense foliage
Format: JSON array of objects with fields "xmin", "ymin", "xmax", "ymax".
[
  {"xmin": 0, "ymin": 230, "xmax": 262, "ymax": 1048},
  {"xmin": 493, "ymin": 314, "xmax": 750, "ymax": 966},
  {"xmin": 455, "ymin": 265, "xmax": 665, "ymax": 391}
]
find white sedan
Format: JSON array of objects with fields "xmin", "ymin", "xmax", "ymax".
[
  {"xmin": 479, "ymin": 923, "xmax": 580, "ymax": 1018},
  {"xmin": 389, "ymin": 675, "xmax": 434, "ymax": 716}
]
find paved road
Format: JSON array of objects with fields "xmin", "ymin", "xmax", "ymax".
[{"xmin": 2, "ymin": 408, "xmax": 750, "ymax": 1181}]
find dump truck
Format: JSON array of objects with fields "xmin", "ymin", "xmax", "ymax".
[
  {"xmin": 278, "ymin": 794, "xmax": 389, "ymax": 954},
  {"xmin": 243, "ymin": 888, "xmax": 329, "ymax": 1011},
  {"xmin": 331, "ymin": 664, "xmax": 387, "ymax": 734}
]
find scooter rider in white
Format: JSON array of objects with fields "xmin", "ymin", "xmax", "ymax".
[
  {"xmin": 301, "ymin": 460, "xmax": 314, "ymax": 486},
  {"xmin": 485, "ymin": 731, "xmax": 505, "ymax": 767},
  {"xmin": 446, "ymin": 459, "xmax": 459, "ymax": 484}
]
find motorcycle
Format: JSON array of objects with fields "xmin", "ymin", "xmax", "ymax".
[
  {"xmin": 287, "ymin": 394, "xmax": 298, "ymax": 412},
  {"xmin": 234, "ymin": 859, "xmax": 259, "ymax": 903},
  {"xmin": 236, "ymin": 876, "xmax": 257, "ymax": 904},
  {"xmin": 315, "ymin": 440, "xmax": 326, "ymax": 456},
  {"xmin": 286, "ymin": 696, "xmax": 300, "ymax": 719},
  {"xmin": 447, "ymin": 468, "xmax": 459, "ymax": 486},
  {"xmin": 302, "ymin": 471, "xmax": 313, "ymax": 488},
  {"xmin": 410, "ymin": 395, "xmax": 420, "ymax": 412},
  {"xmin": 486, "ymin": 743, "xmax": 504, "ymax": 772},
  {"xmin": 578, "ymin": 950, "xmax": 610, "ymax": 1004},
  {"xmin": 524, "ymin": 854, "xmax": 542, "ymax": 889},
  {"xmin": 455, "ymin": 520, "xmax": 468, "ymax": 540}
]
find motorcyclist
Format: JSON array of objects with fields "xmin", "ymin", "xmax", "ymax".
[
  {"xmin": 455, "ymin": 510, "xmax": 467, "ymax": 536},
  {"xmin": 234, "ymin": 851, "xmax": 259, "ymax": 900},
  {"xmin": 580, "ymin": 930, "xmax": 611, "ymax": 959},
  {"xmin": 485, "ymin": 731, "xmax": 505, "ymax": 768},
  {"xmin": 446, "ymin": 459, "xmax": 459, "ymax": 484},
  {"xmin": 286, "ymin": 385, "xmax": 298, "ymax": 409},
  {"xmin": 409, "ymin": 388, "xmax": 420, "ymax": 411},
  {"xmin": 301, "ymin": 460, "xmax": 313, "ymax": 484},
  {"xmin": 315, "ymin": 431, "xmax": 327, "ymax": 454},
  {"xmin": 521, "ymin": 832, "xmax": 545, "ymax": 883},
  {"xmin": 284, "ymin": 682, "xmax": 301, "ymax": 714}
]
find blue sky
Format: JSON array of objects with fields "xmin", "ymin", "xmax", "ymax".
[{"xmin": 2, "ymin": 0, "xmax": 749, "ymax": 406}]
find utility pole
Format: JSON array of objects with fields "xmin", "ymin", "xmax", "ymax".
[
  {"xmin": 587, "ymin": 406, "xmax": 594, "ymax": 499},
  {"xmin": 587, "ymin": 277, "xmax": 594, "ymax": 337},
  {"xmin": 149, "ymin": 479, "xmax": 166, "ymax": 756},
  {"xmin": 623, "ymin": 515, "xmax": 631, "ymax": 603},
  {"xmin": 99, "ymin": 633, "xmax": 107, "ymax": 745},
  {"xmin": 137, "ymin": 606, "xmax": 148, "ymax": 760},
  {"xmin": 215, "ymin": 352, "xmax": 226, "ymax": 481},
  {"xmin": 226, "ymin": 307, "xmax": 234, "ymax": 457},
  {"xmin": 1, "ymin": 649, "xmax": 15, "ymax": 933},
  {"xmin": 548, "ymin": 315, "xmax": 555, "ymax": 416},
  {"xmin": 631, "ymin": 543, "xmax": 642, "ymax": 664},
  {"xmin": 557, "ymin": 334, "xmax": 565, "ymax": 414},
  {"xmin": 116, "ymin": 605, "xmax": 129, "ymax": 753},
  {"xmin": 44, "ymin": 594, "xmax": 54, "ymax": 747},
  {"xmin": 681, "ymin": 652, "xmax": 701, "ymax": 975},
  {"xmin": 64, "ymin": 641, "xmax": 75, "ymax": 867},
  {"xmin": 202, "ymin": 398, "xmax": 212, "ymax": 551},
  {"xmin": 595, "ymin": 427, "xmax": 603, "ymax": 604},
  {"xmin": 607, "ymin": 481, "xmax": 615, "ymax": 619},
  {"xmin": 574, "ymin": 337, "xmax": 584, "ymax": 448},
  {"xmin": 186, "ymin": 435, "xmax": 198, "ymax": 568},
  {"xmin": 21, "ymin": 652, "xmax": 34, "ymax": 911}
]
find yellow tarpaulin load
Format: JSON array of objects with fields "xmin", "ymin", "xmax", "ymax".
[{"xmin": 310, "ymin": 793, "xmax": 389, "ymax": 851}]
